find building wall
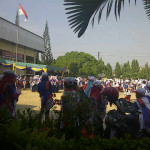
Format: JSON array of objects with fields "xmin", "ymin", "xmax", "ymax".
[
  {"xmin": 0, "ymin": 17, "xmax": 44, "ymax": 52},
  {"xmin": 0, "ymin": 41, "xmax": 37, "ymax": 75}
]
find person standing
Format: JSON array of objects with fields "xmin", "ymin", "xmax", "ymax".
[
  {"xmin": 60, "ymin": 77, "xmax": 80, "ymax": 132},
  {"xmin": 29, "ymin": 75, "xmax": 33, "ymax": 90},
  {"xmin": 85, "ymin": 76, "xmax": 95, "ymax": 97},
  {"xmin": 133, "ymin": 88, "xmax": 150, "ymax": 133},
  {"xmin": 23, "ymin": 76, "xmax": 27, "ymax": 90},
  {"xmin": 145, "ymin": 82, "xmax": 150, "ymax": 96},
  {"xmin": 0, "ymin": 70, "xmax": 21, "ymax": 118},
  {"xmin": 38, "ymin": 73, "xmax": 53, "ymax": 117},
  {"xmin": 90, "ymin": 80, "xmax": 103, "ymax": 111}
]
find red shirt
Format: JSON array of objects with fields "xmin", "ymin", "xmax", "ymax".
[{"xmin": 90, "ymin": 85, "xmax": 102, "ymax": 109}]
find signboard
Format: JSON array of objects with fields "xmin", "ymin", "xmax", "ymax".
[{"xmin": 2, "ymin": 50, "xmax": 24, "ymax": 62}]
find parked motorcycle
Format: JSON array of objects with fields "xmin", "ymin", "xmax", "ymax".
[{"xmin": 104, "ymin": 97, "xmax": 145, "ymax": 139}]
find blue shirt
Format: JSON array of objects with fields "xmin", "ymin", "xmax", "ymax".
[{"xmin": 38, "ymin": 78, "xmax": 53, "ymax": 107}]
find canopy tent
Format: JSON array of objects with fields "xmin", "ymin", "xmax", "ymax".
[
  {"xmin": 47, "ymin": 66, "xmax": 71, "ymax": 76},
  {"xmin": 0, "ymin": 58, "xmax": 48, "ymax": 72},
  {"xmin": 47, "ymin": 66, "xmax": 64, "ymax": 76},
  {"xmin": 13, "ymin": 61, "xmax": 47, "ymax": 72},
  {"xmin": 0, "ymin": 58, "xmax": 13, "ymax": 67},
  {"xmin": 0, "ymin": 58, "xmax": 65, "ymax": 74},
  {"xmin": 48, "ymin": 66, "xmax": 64, "ymax": 72}
]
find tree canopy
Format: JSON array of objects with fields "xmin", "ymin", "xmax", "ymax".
[
  {"xmin": 105, "ymin": 63, "xmax": 112, "ymax": 78},
  {"xmin": 42, "ymin": 20, "xmax": 53, "ymax": 65},
  {"xmin": 53, "ymin": 51, "xmax": 106, "ymax": 77},
  {"xmin": 131, "ymin": 59, "xmax": 140, "ymax": 79},
  {"xmin": 54, "ymin": 51, "xmax": 150, "ymax": 79},
  {"xmin": 114, "ymin": 62, "xmax": 122, "ymax": 78}
]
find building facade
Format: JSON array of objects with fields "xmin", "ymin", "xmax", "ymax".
[{"xmin": 0, "ymin": 17, "xmax": 44, "ymax": 75}]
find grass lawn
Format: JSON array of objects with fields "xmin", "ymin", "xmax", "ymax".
[{"xmin": 17, "ymin": 89, "xmax": 136, "ymax": 113}]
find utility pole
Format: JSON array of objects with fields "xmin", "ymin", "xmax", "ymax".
[{"xmin": 98, "ymin": 52, "xmax": 100, "ymax": 61}]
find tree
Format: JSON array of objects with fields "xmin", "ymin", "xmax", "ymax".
[
  {"xmin": 114, "ymin": 62, "xmax": 122, "ymax": 78},
  {"xmin": 69, "ymin": 62, "xmax": 79, "ymax": 76},
  {"xmin": 138, "ymin": 63, "xmax": 150, "ymax": 79},
  {"xmin": 41, "ymin": 52, "xmax": 45, "ymax": 63},
  {"xmin": 97, "ymin": 59, "xmax": 106, "ymax": 74},
  {"xmin": 105, "ymin": 63, "xmax": 112, "ymax": 78},
  {"xmin": 54, "ymin": 51, "xmax": 106, "ymax": 76},
  {"xmin": 122, "ymin": 61, "xmax": 131, "ymax": 79},
  {"xmin": 35, "ymin": 52, "xmax": 41, "ymax": 64},
  {"xmin": 144, "ymin": 63, "xmax": 150, "ymax": 79},
  {"xmin": 79, "ymin": 61, "xmax": 99, "ymax": 76},
  {"xmin": 131, "ymin": 59, "xmax": 139, "ymax": 79},
  {"xmin": 42, "ymin": 20, "xmax": 53, "ymax": 65},
  {"xmin": 64, "ymin": 0, "xmax": 150, "ymax": 37},
  {"xmin": 55, "ymin": 51, "xmax": 97, "ymax": 68}
]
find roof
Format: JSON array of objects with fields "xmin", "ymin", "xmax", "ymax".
[{"xmin": 0, "ymin": 17, "xmax": 44, "ymax": 52}]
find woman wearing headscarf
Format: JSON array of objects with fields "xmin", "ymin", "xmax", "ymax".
[{"xmin": 0, "ymin": 70, "xmax": 21, "ymax": 118}]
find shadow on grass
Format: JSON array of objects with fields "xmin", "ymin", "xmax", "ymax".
[
  {"xmin": 16, "ymin": 104, "xmax": 40, "ymax": 113},
  {"xmin": 55, "ymin": 90, "xmax": 64, "ymax": 93},
  {"xmin": 16, "ymin": 104, "xmax": 59, "ymax": 119}
]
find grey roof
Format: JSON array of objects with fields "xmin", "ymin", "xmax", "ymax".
[{"xmin": 0, "ymin": 17, "xmax": 44, "ymax": 52}]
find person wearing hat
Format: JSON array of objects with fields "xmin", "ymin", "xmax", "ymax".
[
  {"xmin": 133, "ymin": 87, "xmax": 150, "ymax": 132},
  {"xmin": 38, "ymin": 72, "xmax": 53, "ymax": 117},
  {"xmin": 0, "ymin": 70, "xmax": 21, "ymax": 118}
]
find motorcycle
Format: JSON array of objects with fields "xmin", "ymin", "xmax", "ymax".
[{"xmin": 104, "ymin": 98, "xmax": 144, "ymax": 139}]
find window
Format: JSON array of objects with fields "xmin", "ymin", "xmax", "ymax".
[{"xmin": 26, "ymin": 56, "xmax": 34, "ymax": 63}]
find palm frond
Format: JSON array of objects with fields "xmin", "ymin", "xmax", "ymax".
[
  {"xmin": 63, "ymin": 0, "xmax": 134, "ymax": 38},
  {"xmin": 64, "ymin": 0, "xmax": 102, "ymax": 37},
  {"xmin": 143, "ymin": 0, "xmax": 150, "ymax": 20}
]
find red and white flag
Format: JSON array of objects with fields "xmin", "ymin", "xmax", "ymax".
[{"xmin": 18, "ymin": 4, "xmax": 28, "ymax": 21}]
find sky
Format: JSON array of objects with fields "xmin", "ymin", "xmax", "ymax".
[{"xmin": 0, "ymin": 0, "xmax": 150, "ymax": 69}]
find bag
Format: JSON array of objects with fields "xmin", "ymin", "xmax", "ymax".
[{"xmin": 46, "ymin": 98, "xmax": 54, "ymax": 111}]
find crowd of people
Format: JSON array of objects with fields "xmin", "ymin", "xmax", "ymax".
[
  {"xmin": 61, "ymin": 76, "xmax": 150, "ymax": 136},
  {"xmin": 75, "ymin": 77, "xmax": 150, "ymax": 102},
  {"xmin": 1, "ymin": 70, "xmax": 150, "ymax": 137},
  {"xmin": 15, "ymin": 74, "xmax": 64, "ymax": 92}
]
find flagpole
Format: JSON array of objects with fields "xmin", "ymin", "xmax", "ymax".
[
  {"xmin": 15, "ymin": 4, "xmax": 28, "ymax": 74},
  {"xmin": 15, "ymin": 27, "xmax": 19, "ymax": 74},
  {"xmin": 16, "ymin": 26, "xmax": 19, "ymax": 62},
  {"xmin": 15, "ymin": 9, "xmax": 19, "ymax": 74}
]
